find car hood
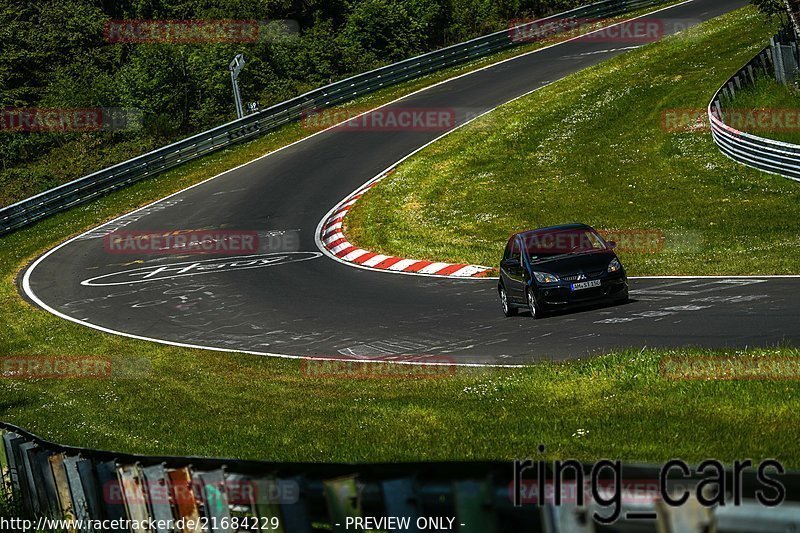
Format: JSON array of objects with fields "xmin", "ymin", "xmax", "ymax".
[{"xmin": 530, "ymin": 250, "xmax": 617, "ymax": 275}]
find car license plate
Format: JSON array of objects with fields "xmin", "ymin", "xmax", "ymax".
[{"xmin": 571, "ymin": 279, "xmax": 601, "ymax": 291}]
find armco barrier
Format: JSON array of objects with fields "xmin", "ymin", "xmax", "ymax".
[
  {"xmin": 3, "ymin": 424, "xmax": 800, "ymax": 532},
  {"xmin": 708, "ymin": 31, "xmax": 800, "ymax": 182},
  {"xmin": 0, "ymin": 0, "xmax": 665, "ymax": 236}
]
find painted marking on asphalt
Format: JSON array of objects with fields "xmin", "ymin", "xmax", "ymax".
[
  {"xmin": 568, "ymin": 45, "xmax": 642, "ymax": 57},
  {"xmin": 692, "ymin": 295, "xmax": 769, "ymax": 303},
  {"xmin": 630, "ymin": 279, "xmax": 768, "ymax": 296},
  {"xmin": 81, "ymin": 252, "xmax": 322, "ymax": 286},
  {"xmin": 663, "ymin": 305, "xmax": 712, "ymax": 312}
]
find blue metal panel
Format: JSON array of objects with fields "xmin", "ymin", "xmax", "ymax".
[
  {"xmin": 64, "ymin": 456, "xmax": 94, "ymax": 532},
  {"xmin": 382, "ymin": 478, "xmax": 422, "ymax": 532},
  {"xmin": 141, "ymin": 464, "xmax": 174, "ymax": 533}
]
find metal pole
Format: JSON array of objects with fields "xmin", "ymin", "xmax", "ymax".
[{"xmin": 229, "ymin": 54, "xmax": 245, "ymax": 119}]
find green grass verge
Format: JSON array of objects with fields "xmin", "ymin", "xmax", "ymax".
[
  {"xmin": 723, "ymin": 74, "xmax": 800, "ymax": 144},
  {"xmin": 2, "ymin": 3, "xmax": 799, "ymax": 467},
  {"xmin": 344, "ymin": 7, "xmax": 800, "ymax": 276},
  {"xmin": 1, "ymin": 343, "xmax": 799, "ymax": 465}
]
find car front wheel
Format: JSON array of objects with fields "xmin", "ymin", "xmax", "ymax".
[
  {"xmin": 527, "ymin": 289, "xmax": 542, "ymax": 319},
  {"xmin": 499, "ymin": 286, "xmax": 517, "ymax": 317}
]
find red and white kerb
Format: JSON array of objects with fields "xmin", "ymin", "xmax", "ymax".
[{"xmin": 320, "ymin": 171, "xmax": 492, "ymax": 278}]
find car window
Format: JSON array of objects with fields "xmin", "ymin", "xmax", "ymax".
[
  {"xmin": 579, "ymin": 230, "xmax": 606, "ymax": 250},
  {"xmin": 510, "ymin": 239, "xmax": 521, "ymax": 260},
  {"xmin": 503, "ymin": 239, "xmax": 514, "ymax": 260},
  {"xmin": 524, "ymin": 228, "xmax": 607, "ymax": 261}
]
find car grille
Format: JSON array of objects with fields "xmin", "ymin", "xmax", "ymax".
[{"xmin": 561, "ymin": 270, "xmax": 605, "ymax": 282}]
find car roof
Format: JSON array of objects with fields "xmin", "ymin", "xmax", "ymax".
[{"xmin": 515, "ymin": 223, "xmax": 592, "ymax": 240}]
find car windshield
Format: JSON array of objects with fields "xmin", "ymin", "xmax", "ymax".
[{"xmin": 522, "ymin": 228, "xmax": 607, "ymax": 261}]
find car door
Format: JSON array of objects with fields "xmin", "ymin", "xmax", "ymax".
[{"xmin": 501, "ymin": 236, "xmax": 526, "ymax": 303}]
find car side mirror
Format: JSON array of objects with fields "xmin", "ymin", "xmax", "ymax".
[{"xmin": 607, "ymin": 241, "xmax": 617, "ymax": 250}]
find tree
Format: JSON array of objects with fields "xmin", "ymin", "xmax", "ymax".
[{"xmin": 750, "ymin": 0, "xmax": 789, "ymax": 23}]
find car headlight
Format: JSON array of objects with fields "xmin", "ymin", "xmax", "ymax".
[
  {"xmin": 533, "ymin": 271, "xmax": 559, "ymax": 283},
  {"xmin": 608, "ymin": 258, "xmax": 622, "ymax": 273}
]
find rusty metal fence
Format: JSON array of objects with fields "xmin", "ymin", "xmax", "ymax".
[{"xmin": 4, "ymin": 423, "xmax": 800, "ymax": 532}]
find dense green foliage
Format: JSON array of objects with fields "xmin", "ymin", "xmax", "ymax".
[
  {"xmin": 0, "ymin": 0, "xmax": 590, "ymax": 206},
  {"xmin": 750, "ymin": 0, "xmax": 789, "ymax": 22}
]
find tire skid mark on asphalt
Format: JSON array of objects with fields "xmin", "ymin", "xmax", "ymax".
[{"xmin": 600, "ymin": 278, "xmax": 771, "ymax": 325}]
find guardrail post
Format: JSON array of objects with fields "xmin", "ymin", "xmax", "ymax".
[
  {"xmin": 167, "ymin": 467, "xmax": 201, "ymax": 530},
  {"xmin": 772, "ymin": 36, "xmax": 785, "ymax": 83},
  {"xmin": 0, "ymin": 430, "xmax": 10, "ymax": 498},
  {"xmin": 17, "ymin": 443, "xmax": 40, "ymax": 517},
  {"xmin": 323, "ymin": 475, "xmax": 362, "ymax": 533},
  {"xmin": 96, "ymin": 460, "xmax": 128, "ymax": 529},
  {"xmin": 62, "ymin": 456, "xmax": 93, "ymax": 532},
  {"xmin": 382, "ymin": 478, "xmax": 421, "ymax": 530},
  {"xmin": 280, "ymin": 476, "xmax": 313, "ymax": 533},
  {"xmin": 141, "ymin": 464, "xmax": 175, "ymax": 533},
  {"xmin": 118, "ymin": 464, "xmax": 151, "ymax": 532},
  {"xmin": 194, "ymin": 469, "xmax": 232, "ymax": 533},
  {"xmin": 454, "ymin": 479, "xmax": 498, "ymax": 533},
  {"xmin": 49, "ymin": 454, "xmax": 78, "ymax": 528},
  {"xmin": 32, "ymin": 449, "xmax": 61, "ymax": 519},
  {"xmin": 76, "ymin": 459, "xmax": 105, "ymax": 529}
]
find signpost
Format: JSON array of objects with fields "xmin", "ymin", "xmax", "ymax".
[{"xmin": 229, "ymin": 54, "xmax": 246, "ymax": 119}]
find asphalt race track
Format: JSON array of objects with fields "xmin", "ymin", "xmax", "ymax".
[{"xmin": 22, "ymin": 0, "xmax": 799, "ymax": 365}]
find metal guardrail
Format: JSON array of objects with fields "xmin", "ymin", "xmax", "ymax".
[
  {"xmin": 0, "ymin": 0, "xmax": 664, "ymax": 237},
  {"xmin": 708, "ymin": 32, "xmax": 800, "ymax": 182},
  {"xmin": 3, "ymin": 423, "xmax": 800, "ymax": 532}
]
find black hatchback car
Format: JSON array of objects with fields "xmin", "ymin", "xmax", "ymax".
[{"xmin": 498, "ymin": 223, "xmax": 628, "ymax": 318}]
